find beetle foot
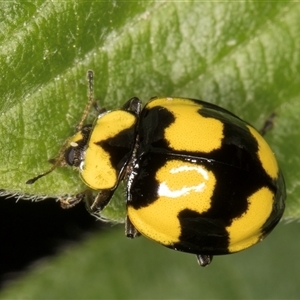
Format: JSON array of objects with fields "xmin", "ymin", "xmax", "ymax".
[
  {"xmin": 125, "ymin": 216, "xmax": 140, "ymax": 238},
  {"xmin": 196, "ymin": 254, "xmax": 213, "ymax": 267}
]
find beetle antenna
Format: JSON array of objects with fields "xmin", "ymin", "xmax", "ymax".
[
  {"xmin": 26, "ymin": 164, "xmax": 59, "ymax": 184},
  {"xmin": 76, "ymin": 70, "xmax": 94, "ymax": 131},
  {"xmin": 26, "ymin": 146, "xmax": 70, "ymax": 184},
  {"xmin": 26, "ymin": 70, "xmax": 95, "ymax": 185}
]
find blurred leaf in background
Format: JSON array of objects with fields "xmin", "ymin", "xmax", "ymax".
[
  {"xmin": 2, "ymin": 222, "xmax": 300, "ymax": 299},
  {"xmin": 0, "ymin": 1, "xmax": 300, "ymax": 299}
]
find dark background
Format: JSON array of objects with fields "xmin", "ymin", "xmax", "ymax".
[{"xmin": 0, "ymin": 196, "xmax": 101, "ymax": 289}]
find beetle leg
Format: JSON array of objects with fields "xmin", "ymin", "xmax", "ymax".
[
  {"xmin": 59, "ymin": 192, "xmax": 86, "ymax": 209},
  {"xmin": 196, "ymin": 254, "xmax": 213, "ymax": 267},
  {"xmin": 93, "ymin": 101, "xmax": 106, "ymax": 115},
  {"xmin": 125, "ymin": 216, "xmax": 140, "ymax": 238},
  {"xmin": 122, "ymin": 97, "xmax": 142, "ymax": 115},
  {"xmin": 259, "ymin": 112, "xmax": 277, "ymax": 136},
  {"xmin": 85, "ymin": 190, "xmax": 114, "ymax": 214}
]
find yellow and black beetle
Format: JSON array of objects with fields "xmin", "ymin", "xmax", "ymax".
[{"xmin": 27, "ymin": 71, "xmax": 286, "ymax": 267}]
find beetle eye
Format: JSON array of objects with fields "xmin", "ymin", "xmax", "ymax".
[{"xmin": 65, "ymin": 146, "xmax": 77, "ymax": 166}]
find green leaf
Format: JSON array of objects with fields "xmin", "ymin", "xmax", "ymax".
[
  {"xmin": 1, "ymin": 1, "xmax": 298, "ymax": 219},
  {"xmin": 1, "ymin": 1, "xmax": 300, "ymax": 298}
]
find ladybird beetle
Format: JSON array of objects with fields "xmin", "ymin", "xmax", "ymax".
[{"xmin": 27, "ymin": 71, "xmax": 286, "ymax": 266}]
